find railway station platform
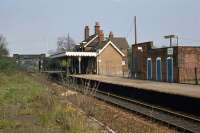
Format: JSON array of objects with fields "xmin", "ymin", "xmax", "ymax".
[
  {"xmin": 42, "ymin": 71, "xmax": 66, "ymax": 74},
  {"xmin": 70, "ymin": 74, "xmax": 200, "ymax": 116},
  {"xmin": 71, "ymin": 74, "xmax": 200, "ymax": 99}
]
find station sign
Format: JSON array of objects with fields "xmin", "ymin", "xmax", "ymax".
[{"xmin": 167, "ymin": 48, "xmax": 173, "ymax": 55}]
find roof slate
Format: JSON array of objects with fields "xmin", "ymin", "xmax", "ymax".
[
  {"xmin": 110, "ymin": 37, "xmax": 129, "ymax": 50},
  {"xmin": 79, "ymin": 34, "xmax": 129, "ymax": 53},
  {"xmin": 81, "ymin": 34, "xmax": 97, "ymax": 44}
]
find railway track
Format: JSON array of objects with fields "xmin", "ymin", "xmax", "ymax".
[
  {"xmin": 94, "ymin": 90, "xmax": 200, "ymax": 133},
  {"xmin": 54, "ymin": 79, "xmax": 200, "ymax": 133}
]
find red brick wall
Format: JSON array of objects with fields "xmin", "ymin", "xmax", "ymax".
[
  {"xmin": 132, "ymin": 42, "xmax": 152, "ymax": 79},
  {"xmin": 132, "ymin": 43, "xmax": 200, "ymax": 83},
  {"xmin": 178, "ymin": 47, "xmax": 200, "ymax": 83},
  {"xmin": 132, "ymin": 42, "xmax": 179, "ymax": 82},
  {"xmin": 149, "ymin": 47, "xmax": 179, "ymax": 82}
]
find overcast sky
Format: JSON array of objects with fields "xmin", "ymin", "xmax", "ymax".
[{"xmin": 0, "ymin": 0, "xmax": 200, "ymax": 55}]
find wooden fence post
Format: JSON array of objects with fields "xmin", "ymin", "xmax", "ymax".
[{"xmin": 195, "ymin": 67, "xmax": 198, "ymax": 85}]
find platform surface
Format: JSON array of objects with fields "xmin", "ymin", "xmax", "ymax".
[
  {"xmin": 42, "ymin": 71, "xmax": 66, "ymax": 74},
  {"xmin": 71, "ymin": 74, "xmax": 200, "ymax": 99}
]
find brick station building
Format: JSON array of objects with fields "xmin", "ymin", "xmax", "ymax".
[
  {"xmin": 132, "ymin": 42, "xmax": 200, "ymax": 83},
  {"xmin": 77, "ymin": 22, "xmax": 129, "ymax": 76},
  {"xmin": 51, "ymin": 22, "xmax": 129, "ymax": 77}
]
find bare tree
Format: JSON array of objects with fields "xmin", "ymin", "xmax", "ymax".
[
  {"xmin": 0, "ymin": 34, "xmax": 9, "ymax": 57},
  {"xmin": 57, "ymin": 34, "xmax": 76, "ymax": 52}
]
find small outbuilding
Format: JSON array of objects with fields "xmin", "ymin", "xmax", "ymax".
[{"xmin": 132, "ymin": 42, "xmax": 200, "ymax": 84}]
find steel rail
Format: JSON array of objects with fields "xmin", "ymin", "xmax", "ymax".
[
  {"xmin": 96, "ymin": 90, "xmax": 200, "ymax": 123},
  {"xmin": 94, "ymin": 90, "xmax": 200, "ymax": 133}
]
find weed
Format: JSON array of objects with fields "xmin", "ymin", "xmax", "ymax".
[{"xmin": 0, "ymin": 120, "xmax": 21, "ymax": 129}]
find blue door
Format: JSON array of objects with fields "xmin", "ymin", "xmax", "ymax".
[
  {"xmin": 147, "ymin": 59, "xmax": 152, "ymax": 80},
  {"xmin": 156, "ymin": 59, "xmax": 162, "ymax": 81},
  {"xmin": 167, "ymin": 58, "xmax": 173, "ymax": 82}
]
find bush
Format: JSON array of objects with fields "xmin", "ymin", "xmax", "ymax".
[{"xmin": 0, "ymin": 57, "xmax": 17, "ymax": 73}]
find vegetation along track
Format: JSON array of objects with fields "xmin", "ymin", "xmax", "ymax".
[{"xmin": 53, "ymin": 78, "xmax": 200, "ymax": 133}]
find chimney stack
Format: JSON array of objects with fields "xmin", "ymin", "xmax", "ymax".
[
  {"xmin": 98, "ymin": 30, "xmax": 104, "ymax": 42},
  {"xmin": 95, "ymin": 22, "xmax": 100, "ymax": 34},
  {"xmin": 109, "ymin": 31, "xmax": 114, "ymax": 39},
  {"xmin": 84, "ymin": 25, "xmax": 89, "ymax": 40}
]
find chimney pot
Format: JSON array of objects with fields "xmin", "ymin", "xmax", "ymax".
[
  {"xmin": 95, "ymin": 22, "xmax": 100, "ymax": 34},
  {"xmin": 98, "ymin": 30, "xmax": 104, "ymax": 42},
  {"xmin": 95, "ymin": 22, "xmax": 100, "ymax": 26},
  {"xmin": 109, "ymin": 31, "xmax": 114, "ymax": 39},
  {"xmin": 84, "ymin": 25, "xmax": 89, "ymax": 40}
]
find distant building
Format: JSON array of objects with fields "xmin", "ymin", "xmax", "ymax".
[
  {"xmin": 132, "ymin": 42, "xmax": 200, "ymax": 83},
  {"xmin": 13, "ymin": 54, "xmax": 46, "ymax": 72}
]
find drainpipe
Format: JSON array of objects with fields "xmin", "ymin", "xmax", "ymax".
[
  {"xmin": 97, "ymin": 57, "xmax": 99, "ymax": 75},
  {"xmin": 78, "ymin": 56, "xmax": 81, "ymax": 74}
]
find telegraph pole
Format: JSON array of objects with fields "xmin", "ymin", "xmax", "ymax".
[
  {"xmin": 134, "ymin": 16, "xmax": 137, "ymax": 45},
  {"xmin": 67, "ymin": 33, "xmax": 70, "ymax": 50},
  {"xmin": 131, "ymin": 16, "xmax": 138, "ymax": 78}
]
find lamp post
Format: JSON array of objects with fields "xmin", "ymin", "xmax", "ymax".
[
  {"xmin": 164, "ymin": 34, "xmax": 180, "ymax": 82},
  {"xmin": 164, "ymin": 35, "xmax": 177, "ymax": 47}
]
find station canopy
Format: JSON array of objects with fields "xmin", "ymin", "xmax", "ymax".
[{"xmin": 50, "ymin": 52, "xmax": 97, "ymax": 59}]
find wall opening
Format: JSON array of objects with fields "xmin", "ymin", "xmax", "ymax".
[
  {"xmin": 147, "ymin": 58, "xmax": 152, "ymax": 80},
  {"xmin": 156, "ymin": 57, "xmax": 162, "ymax": 81},
  {"xmin": 167, "ymin": 57, "xmax": 173, "ymax": 82}
]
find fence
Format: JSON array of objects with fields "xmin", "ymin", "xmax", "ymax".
[{"xmin": 179, "ymin": 67, "xmax": 200, "ymax": 85}]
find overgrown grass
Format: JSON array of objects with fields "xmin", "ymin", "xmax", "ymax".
[
  {"xmin": 0, "ymin": 59, "xmax": 96, "ymax": 132},
  {"xmin": 0, "ymin": 72, "xmax": 44, "ymax": 106},
  {"xmin": 0, "ymin": 120, "xmax": 21, "ymax": 129}
]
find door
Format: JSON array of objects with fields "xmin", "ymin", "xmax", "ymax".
[
  {"xmin": 167, "ymin": 57, "xmax": 173, "ymax": 82},
  {"xmin": 147, "ymin": 58, "xmax": 152, "ymax": 80},
  {"xmin": 156, "ymin": 58, "xmax": 162, "ymax": 81}
]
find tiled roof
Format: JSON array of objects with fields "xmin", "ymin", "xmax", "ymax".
[
  {"xmin": 81, "ymin": 34, "xmax": 97, "ymax": 44},
  {"xmin": 98, "ymin": 37, "xmax": 129, "ymax": 51},
  {"xmin": 98, "ymin": 40, "xmax": 125, "ymax": 57},
  {"xmin": 110, "ymin": 37, "xmax": 129, "ymax": 50},
  {"xmin": 80, "ymin": 34, "xmax": 129, "ymax": 53}
]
